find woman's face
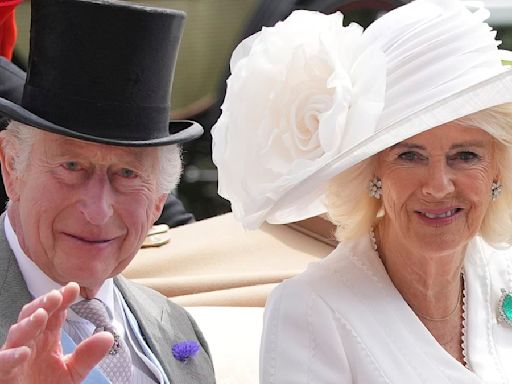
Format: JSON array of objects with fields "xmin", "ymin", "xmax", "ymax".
[{"xmin": 376, "ymin": 123, "xmax": 498, "ymax": 255}]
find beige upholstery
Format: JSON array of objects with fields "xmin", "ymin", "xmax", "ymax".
[{"xmin": 123, "ymin": 213, "xmax": 335, "ymax": 307}]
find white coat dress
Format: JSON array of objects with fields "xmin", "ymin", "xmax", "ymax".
[{"xmin": 260, "ymin": 235, "xmax": 512, "ymax": 383}]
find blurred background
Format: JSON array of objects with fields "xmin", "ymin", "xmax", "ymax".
[{"xmin": 11, "ymin": 0, "xmax": 512, "ymax": 221}]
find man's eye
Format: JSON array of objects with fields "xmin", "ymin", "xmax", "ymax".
[
  {"xmin": 120, "ymin": 168, "xmax": 137, "ymax": 178},
  {"xmin": 63, "ymin": 161, "xmax": 80, "ymax": 171}
]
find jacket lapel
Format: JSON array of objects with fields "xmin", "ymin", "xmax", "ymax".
[{"xmin": 115, "ymin": 276, "xmax": 214, "ymax": 384}]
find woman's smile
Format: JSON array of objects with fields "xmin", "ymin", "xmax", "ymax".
[
  {"xmin": 414, "ymin": 207, "xmax": 464, "ymax": 226},
  {"xmin": 377, "ymin": 123, "xmax": 497, "ymax": 253}
]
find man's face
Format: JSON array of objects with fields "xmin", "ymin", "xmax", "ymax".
[{"xmin": 3, "ymin": 130, "xmax": 167, "ymax": 293}]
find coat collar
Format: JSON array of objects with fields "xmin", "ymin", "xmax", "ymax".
[{"xmin": 306, "ymin": 237, "xmax": 482, "ymax": 383}]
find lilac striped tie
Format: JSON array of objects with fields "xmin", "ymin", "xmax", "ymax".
[{"xmin": 71, "ymin": 299, "xmax": 133, "ymax": 383}]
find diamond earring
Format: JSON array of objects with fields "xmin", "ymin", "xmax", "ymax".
[
  {"xmin": 369, "ymin": 177, "xmax": 382, "ymax": 199},
  {"xmin": 492, "ymin": 181, "xmax": 503, "ymax": 201}
]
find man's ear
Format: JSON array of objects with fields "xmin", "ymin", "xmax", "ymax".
[
  {"xmin": 0, "ymin": 135, "xmax": 20, "ymax": 202},
  {"xmin": 151, "ymin": 192, "xmax": 168, "ymax": 224}
]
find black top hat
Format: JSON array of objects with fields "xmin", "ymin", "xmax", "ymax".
[{"xmin": 0, "ymin": 0, "xmax": 203, "ymax": 146}]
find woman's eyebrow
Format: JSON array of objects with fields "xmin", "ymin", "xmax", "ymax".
[
  {"xmin": 390, "ymin": 141, "xmax": 487, "ymax": 151},
  {"xmin": 450, "ymin": 141, "xmax": 487, "ymax": 150},
  {"xmin": 390, "ymin": 143, "xmax": 425, "ymax": 150}
]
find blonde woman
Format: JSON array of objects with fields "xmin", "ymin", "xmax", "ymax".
[{"xmin": 213, "ymin": 0, "xmax": 512, "ymax": 382}]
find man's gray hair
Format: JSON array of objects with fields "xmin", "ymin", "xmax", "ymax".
[{"xmin": 1, "ymin": 121, "xmax": 182, "ymax": 193}]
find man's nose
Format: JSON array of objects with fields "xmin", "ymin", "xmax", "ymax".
[
  {"xmin": 77, "ymin": 174, "xmax": 114, "ymax": 225},
  {"xmin": 421, "ymin": 159, "xmax": 455, "ymax": 199}
]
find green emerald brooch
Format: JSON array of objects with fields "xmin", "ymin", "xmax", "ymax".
[{"xmin": 497, "ymin": 289, "xmax": 512, "ymax": 326}]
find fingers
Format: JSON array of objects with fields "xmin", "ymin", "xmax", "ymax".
[
  {"xmin": 65, "ymin": 332, "xmax": 114, "ymax": 382},
  {"xmin": 17, "ymin": 290, "xmax": 62, "ymax": 323},
  {"xmin": 45, "ymin": 282, "xmax": 80, "ymax": 332},
  {"xmin": 59, "ymin": 282, "xmax": 80, "ymax": 308},
  {"xmin": 3, "ymin": 308, "xmax": 48, "ymax": 350},
  {"xmin": 0, "ymin": 283, "xmax": 85, "ymax": 383},
  {"xmin": 18, "ymin": 282, "xmax": 80, "ymax": 324},
  {"xmin": 7, "ymin": 282, "xmax": 81, "ymax": 348}
]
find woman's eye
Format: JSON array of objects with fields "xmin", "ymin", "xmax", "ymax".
[
  {"xmin": 454, "ymin": 151, "xmax": 480, "ymax": 162},
  {"xmin": 63, "ymin": 161, "xmax": 80, "ymax": 171},
  {"xmin": 120, "ymin": 168, "xmax": 137, "ymax": 178},
  {"xmin": 397, "ymin": 151, "xmax": 423, "ymax": 162}
]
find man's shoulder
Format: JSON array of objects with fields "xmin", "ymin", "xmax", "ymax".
[
  {"xmin": 115, "ymin": 275, "xmax": 190, "ymax": 319},
  {"xmin": 114, "ymin": 275, "xmax": 204, "ymax": 339},
  {"xmin": 0, "ymin": 216, "xmax": 32, "ymax": 344}
]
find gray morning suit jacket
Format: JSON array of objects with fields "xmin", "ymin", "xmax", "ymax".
[{"xmin": 0, "ymin": 214, "xmax": 215, "ymax": 383}]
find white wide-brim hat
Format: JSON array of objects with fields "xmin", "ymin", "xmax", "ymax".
[{"xmin": 212, "ymin": 0, "xmax": 512, "ymax": 229}]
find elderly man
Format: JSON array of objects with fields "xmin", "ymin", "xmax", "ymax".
[{"xmin": 0, "ymin": 0, "xmax": 215, "ymax": 383}]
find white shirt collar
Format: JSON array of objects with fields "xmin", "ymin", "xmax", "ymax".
[{"xmin": 5, "ymin": 213, "xmax": 115, "ymax": 314}]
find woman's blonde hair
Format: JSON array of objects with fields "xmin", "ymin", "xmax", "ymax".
[{"xmin": 326, "ymin": 103, "xmax": 512, "ymax": 247}]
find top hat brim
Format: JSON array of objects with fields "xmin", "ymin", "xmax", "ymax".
[
  {"xmin": 262, "ymin": 69, "xmax": 512, "ymax": 226},
  {"xmin": 0, "ymin": 96, "xmax": 203, "ymax": 147}
]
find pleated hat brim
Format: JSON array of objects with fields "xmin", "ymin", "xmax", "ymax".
[
  {"xmin": 259, "ymin": 0, "xmax": 512, "ymax": 225},
  {"xmin": 267, "ymin": 69, "xmax": 512, "ymax": 224}
]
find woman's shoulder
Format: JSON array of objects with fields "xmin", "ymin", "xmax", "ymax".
[
  {"xmin": 465, "ymin": 236, "xmax": 512, "ymax": 298},
  {"xmin": 468, "ymin": 236, "xmax": 512, "ymax": 274},
  {"xmin": 268, "ymin": 234, "xmax": 380, "ymax": 306},
  {"xmin": 261, "ymin": 248, "xmax": 356, "ymax": 384}
]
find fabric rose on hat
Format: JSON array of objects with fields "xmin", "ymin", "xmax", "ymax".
[{"xmin": 212, "ymin": 10, "xmax": 386, "ymax": 229}]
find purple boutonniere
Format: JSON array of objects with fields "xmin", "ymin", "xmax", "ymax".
[{"xmin": 172, "ymin": 340, "xmax": 200, "ymax": 362}]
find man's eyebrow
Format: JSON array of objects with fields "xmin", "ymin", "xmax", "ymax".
[{"xmin": 54, "ymin": 137, "xmax": 149, "ymax": 160}]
